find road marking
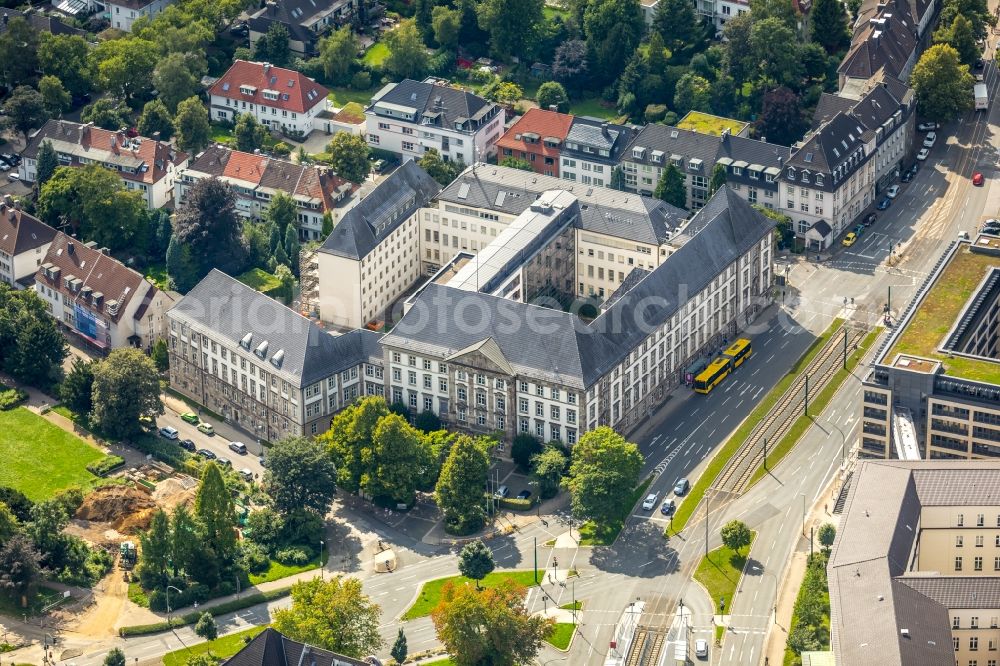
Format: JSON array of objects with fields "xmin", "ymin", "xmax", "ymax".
[
  {"xmin": 675, "ymin": 420, "xmax": 685, "ymax": 431},
  {"xmin": 722, "ymin": 396, "xmax": 732, "ymax": 406},
  {"xmin": 767, "ymin": 353, "xmax": 775, "ymax": 363}
]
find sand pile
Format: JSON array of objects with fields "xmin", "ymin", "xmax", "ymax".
[{"xmin": 75, "ymin": 486, "xmax": 156, "ymax": 533}]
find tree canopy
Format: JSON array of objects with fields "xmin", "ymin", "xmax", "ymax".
[
  {"xmin": 273, "ymin": 577, "xmax": 383, "ymax": 658},
  {"xmin": 436, "ymin": 435, "xmax": 490, "ymax": 534},
  {"xmin": 563, "ymin": 427, "xmax": 643, "ymax": 526},
  {"xmin": 327, "ymin": 132, "xmax": 370, "ymax": 184},
  {"xmin": 910, "ymin": 44, "xmax": 975, "ymax": 122},
  {"xmin": 264, "ymin": 436, "xmax": 338, "ymax": 519},
  {"xmin": 90, "ymin": 348, "xmax": 163, "ymax": 439},
  {"xmin": 172, "ymin": 177, "xmax": 248, "ymax": 278}
]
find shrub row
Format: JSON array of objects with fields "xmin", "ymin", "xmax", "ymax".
[
  {"xmin": 118, "ymin": 588, "xmax": 291, "ymax": 636},
  {"xmin": 499, "ymin": 497, "xmax": 534, "ymax": 512},
  {"xmin": 86, "ymin": 455, "xmax": 126, "ymax": 476},
  {"xmin": 0, "ymin": 388, "xmax": 28, "ymax": 411},
  {"xmin": 128, "ymin": 433, "xmax": 188, "ymax": 468}
]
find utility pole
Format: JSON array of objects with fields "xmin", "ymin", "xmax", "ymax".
[
  {"xmin": 843, "ymin": 328, "xmax": 848, "ymax": 370},
  {"xmin": 804, "ymin": 374, "xmax": 809, "ymax": 416},
  {"xmin": 887, "ymin": 285, "xmax": 892, "ymax": 318},
  {"xmin": 705, "ymin": 490, "xmax": 710, "ymax": 558},
  {"xmin": 533, "ymin": 536, "xmax": 538, "ymax": 584}
]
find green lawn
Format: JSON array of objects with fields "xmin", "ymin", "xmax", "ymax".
[
  {"xmin": 546, "ymin": 623, "xmax": 575, "ymax": 650},
  {"xmin": 362, "ymin": 41, "xmax": 389, "ymax": 66},
  {"xmin": 0, "ymin": 586, "xmax": 62, "ymax": 617},
  {"xmin": 247, "ymin": 549, "xmax": 328, "ymax": 586},
  {"xmin": 402, "ymin": 570, "xmax": 540, "ymax": 620},
  {"xmin": 209, "ymin": 123, "xmax": 236, "ymax": 145},
  {"xmin": 143, "ymin": 263, "xmax": 170, "ymax": 291},
  {"xmin": 567, "ymin": 97, "xmax": 623, "ymax": 121},
  {"xmin": 0, "ymin": 407, "xmax": 103, "ymax": 501},
  {"xmin": 579, "ymin": 475, "xmax": 652, "ymax": 546},
  {"xmin": 237, "ymin": 268, "xmax": 281, "ymax": 293},
  {"xmin": 423, "ymin": 660, "xmax": 455, "ymax": 666},
  {"xmin": 694, "ymin": 533, "xmax": 756, "ymax": 615},
  {"xmin": 162, "ymin": 626, "xmax": 266, "ymax": 666},
  {"xmin": 670, "ymin": 319, "xmax": 845, "ymax": 533},
  {"xmin": 543, "ymin": 5, "xmax": 569, "ymax": 19},
  {"xmin": 560, "ymin": 600, "xmax": 582, "ymax": 611},
  {"xmin": 127, "ymin": 581, "xmax": 149, "ymax": 608},
  {"xmin": 328, "ymin": 87, "xmax": 377, "ymax": 107}
]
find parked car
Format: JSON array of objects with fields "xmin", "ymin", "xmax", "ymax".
[
  {"xmin": 180, "ymin": 411, "xmax": 199, "ymax": 424},
  {"xmin": 695, "ymin": 639, "xmax": 709, "ymax": 658},
  {"xmin": 674, "ymin": 478, "xmax": 690, "ymax": 496},
  {"xmin": 158, "ymin": 426, "xmax": 179, "ymax": 440},
  {"xmin": 239, "ymin": 468, "xmax": 254, "ymax": 482},
  {"xmin": 842, "ymin": 232, "xmax": 858, "ymax": 247},
  {"xmin": 916, "ymin": 148, "xmax": 930, "ymax": 161},
  {"xmin": 973, "ymin": 172, "xmax": 985, "ymax": 186},
  {"xmin": 982, "ymin": 224, "xmax": 1000, "ymax": 235},
  {"xmin": 885, "ymin": 184, "xmax": 900, "ymax": 198},
  {"xmin": 197, "ymin": 448, "xmax": 217, "ymax": 459},
  {"xmin": 179, "ymin": 439, "xmax": 196, "ymax": 451},
  {"xmin": 641, "ymin": 492, "xmax": 659, "ymax": 510},
  {"xmin": 853, "ymin": 224, "xmax": 866, "ymax": 236},
  {"xmin": 901, "ymin": 169, "xmax": 913, "ymax": 183},
  {"xmin": 917, "ymin": 121, "xmax": 939, "ymax": 131},
  {"xmin": 0, "ymin": 163, "xmax": 9, "ymax": 172},
  {"xmin": 660, "ymin": 498, "xmax": 676, "ymax": 516},
  {"xmin": 228, "ymin": 441, "xmax": 248, "ymax": 455},
  {"xmin": 516, "ymin": 489, "xmax": 532, "ymax": 500},
  {"xmin": 863, "ymin": 213, "xmax": 878, "ymax": 227},
  {"xmin": 0, "ymin": 153, "xmax": 17, "ymax": 165},
  {"xmin": 139, "ymin": 415, "xmax": 155, "ymax": 430},
  {"xmin": 197, "ymin": 422, "xmax": 215, "ymax": 435},
  {"xmin": 923, "ymin": 132, "xmax": 937, "ymax": 148},
  {"xmin": 7, "ymin": 173, "xmax": 19, "ymax": 182},
  {"xmin": 372, "ymin": 159, "xmax": 388, "ymax": 174},
  {"xmin": 976, "ymin": 58, "xmax": 985, "ymax": 70},
  {"xmin": 217, "ymin": 457, "xmax": 232, "ymax": 467},
  {"xmin": 876, "ymin": 197, "xmax": 892, "ymax": 210},
  {"xmin": 494, "ymin": 485, "xmax": 510, "ymax": 498},
  {"xmin": 976, "ymin": 73, "xmax": 985, "ymax": 82}
]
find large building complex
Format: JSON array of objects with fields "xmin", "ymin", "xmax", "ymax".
[
  {"xmin": 862, "ymin": 237, "xmax": 1000, "ymax": 461},
  {"xmin": 19, "ymin": 120, "xmax": 188, "ymax": 209},
  {"xmin": 829, "ymin": 460, "xmax": 1000, "ymax": 666},
  {"xmin": 167, "ymin": 270, "xmax": 384, "ymax": 440}
]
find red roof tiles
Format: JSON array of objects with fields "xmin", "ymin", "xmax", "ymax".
[{"xmin": 209, "ymin": 60, "xmax": 330, "ymax": 115}]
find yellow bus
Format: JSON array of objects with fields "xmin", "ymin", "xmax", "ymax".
[
  {"xmin": 722, "ymin": 338, "xmax": 753, "ymax": 368},
  {"xmin": 694, "ymin": 357, "xmax": 733, "ymax": 394}
]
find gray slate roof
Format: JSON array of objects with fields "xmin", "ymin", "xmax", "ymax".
[
  {"xmin": 899, "ymin": 577, "xmax": 1000, "ymax": 609},
  {"xmin": 437, "ymin": 165, "xmax": 686, "ymax": 246},
  {"xmin": 783, "ymin": 112, "xmax": 869, "ymax": 191},
  {"xmin": 563, "ymin": 118, "xmax": 638, "ymax": 165},
  {"xmin": 226, "ymin": 628, "xmax": 368, "ymax": 666},
  {"xmin": 623, "ymin": 124, "xmax": 720, "ymax": 170},
  {"xmin": 169, "ymin": 269, "xmax": 381, "ymax": 387},
  {"xmin": 319, "ymin": 160, "xmax": 441, "ymax": 260},
  {"xmin": 812, "ymin": 93, "xmax": 856, "ymax": 129},
  {"xmin": 247, "ymin": 0, "xmax": 341, "ymax": 47},
  {"xmin": 370, "ymin": 79, "xmax": 497, "ymax": 129}
]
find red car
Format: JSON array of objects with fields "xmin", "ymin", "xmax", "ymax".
[{"xmin": 973, "ymin": 172, "xmax": 985, "ymax": 186}]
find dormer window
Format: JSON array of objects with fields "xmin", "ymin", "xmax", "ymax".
[
  {"xmin": 632, "ymin": 146, "xmax": 646, "ymax": 159},
  {"xmin": 800, "ymin": 172, "xmax": 810, "ymax": 183},
  {"xmin": 733, "ymin": 167, "xmax": 742, "ymax": 176},
  {"xmin": 749, "ymin": 169, "xmax": 758, "ymax": 180},
  {"xmin": 239, "ymin": 85, "xmax": 256, "ymax": 96},
  {"xmin": 816, "ymin": 175, "xmax": 824, "ymax": 186},
  {"xmin": 786, "ymin": 167, "xmax": 795, "ymax": 179}
]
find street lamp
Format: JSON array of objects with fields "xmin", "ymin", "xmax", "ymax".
[
  {"xmin": 319, "ymin": 539, "xmax": 325, "ymax": 581},
  {"xmin": 801, "ymin": 493, "xmax": 807, "ymax": 537},
  {"xmin": 751, "ymin": 565, "xmax": 778, "ymax": 625},
  {"xmin": 165, "ymin": 585, "xmax": 183, "ymax": 625}
]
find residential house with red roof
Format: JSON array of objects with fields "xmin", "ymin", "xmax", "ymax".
[
  {"xmin": 19, "ymin": 120, "xmax": 188, "ymax": 209},
  {"xmin": 208, "ymin": 60, "xmax": 331, "ymax": 137},
  {"xmin": 34, "ymin": 233, "xmax": 174, "ymax": 351},
  {"xmin": 0, "ymin": 196, "xmax": 57, "ymax": 290},
  {"xmin": 496, "ymin": 108, "xmax": 573, "ymax": 177},
  {"xmin": 176, "ymin": 145, "xmax": 355, "ymax": 240}
]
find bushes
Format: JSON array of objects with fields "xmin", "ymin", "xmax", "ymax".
[
  {"xmin": 86, "ymin": 455, "xmax": 126, "ymax": 476},
  {"xmin": 118, "ymin": 588, "xmax": 292, "ymax": 636},
  {"xmin": 239, "ymin": 542, "xmax": 270, "ymax": 574},
  {"xmin": 0, "ymin": 388, "xmax": 28, "ymax": 410},
  {"xmin": 511, "ymin": 434, "xmax": 543, "ymax": 471},
  {"xmin": 786, "ymin": 551, "xmax": 831, "ymax": 662},
  {"xmin": 129, "ymin": 433, "xmax": 188, "ymax": 468},
  {"xmin": 499, "ymin": 497, "xmax": 533, "ymax": 512},
  {"xmin": 351, "ymin": 71, "xmax": 372, "ymax": 90},
  {"xmin": 148, "ymin": 582, "xmax": 211, "ymax": 612},
  {"xmin": 275, "ymin": 547, "xmax": 312, "ymax": 566}
]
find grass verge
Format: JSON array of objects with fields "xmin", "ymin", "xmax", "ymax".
[
  {"xmin": 162, "ymin": 626, "xmax": 266, "ymax": 666},
  {"xmin": 694, "ymin": 533, "xmax": 756, "ymax": 614},
  {"xmin": 402, "ymin": 570, "xmax": 539, "ymax": 620},
  {"xmin": 579, "ymin": 475, "xmax": 653, "ymax": 546},
  {"xmin": 127, "ymin": 581, "xmax": 149, "ymax": 608},
  {"xmin": 119, "ymin": 588, "xmax": 291, "ymax": 636},
  {"xmin": 0, "ymin": 407, "xmax": 103, "ymax": 501},
  {"xmin": 670, "ymin": 320, "xmax": 845, "ymax": 533},
  {"xmin": 745, "ymin": 329, "xmax": 880, "ymax": 488},
  {"xmin": 783, "ymin": 551, "xmax": 831, "ymax": 666},
  {"xmin": 545, "ymin": 623, "xmax": 575, "ymax": 650},
  {"xmin": 328, "ymin": 86, "xmax": 377, "ymax": 107},
  {"xmin": 248, "ymin": 549, "xmax": 328, "ymax": 586},
  {"xmin": 560, "ymin": 600, "xmax": 582, "ymax": 611}
]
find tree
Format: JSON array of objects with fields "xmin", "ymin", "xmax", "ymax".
[
  {"xmin": 153, "ymin": 52, "xmax": 203, "ymax": 114},
  {"xmin": 322, "ymin": 211, "xmax": 334, "ymax": 237},
  {"xmin": 477, "ymin": 0, "xmax": 544, "ymax": 61},
  {"xmin": 584, "ymin": 0, "xmax": 645, "ymax": 84},
  {"xmin": 0, "ymin": 488, "xmax": 33, "ymax": 523},
  {"xmin": 320, "ymin": 396, "xmax": 389, "ymax": 491},
  {"xmin": 436, "ymin": 436, "xmax": 490, "ymax": 533},
  {"xmin": 810, "ymin": 0, "xmax": 850, "ymax": 53},
  {"xmin": 720, "ymin": 519, "xmax": 753, "ymax": 554},
  {"xmin": 511, "ymin": 434, "xmax": 543, "ymax": 470},
  {"xmin": 390, "ymin": 628, "xmax": 408, "ymax": 665},
  {"xmin": 431, "ymin": 580, "xmax": 552, "ymax": 666},
  {"xmin": 654, "ymin": 163, "xmax": 687, "ymax": 208},
  {"xmin": 939, "ymin": 0, "xmax": 994, "ymax": 40},
  {"xmin": 194, "ymin": 613, "xmax": 218, "ymax": 646},
  {"xmin": 80, "ymin": 98, "xmax": 130, "ymax": 131},
  {"xmin": 89, "ymin": 348, "xmax": 162, "ymax": 438},
  {"xmin": 499, "ymin": 157, "xmax": 534, "ymax": 171},
  {"xmin": 265, "ymin": 192, "xmax": 297, "ymax": 233},
  {"xmin": 365, "ymin": 414, "xmax": 425, "ymax": 504},
  {"xmin": 195, "ymin": 462, "xmax": 238, "ymax": 562},
  {"xmin": 0, "ymin": 503, "xmax": 19, "ymax": 547},
  {"xmin": 934, "ymin": 14, "xmax": 979, "ymax": 68},
  {"xmin": 184, "ymin": 655, "xmax": 216, "ymax": 666},
  {"xmin": 35, "ymin": 140, "xmax": 58, "ymax": 187},
  {"xmin": 457, "ymin": 539, "xmax": 495, "ymax": 588},
  {"xmin": 264, "ymin": 436, "xmax": 338, "ymax": 519},
  {"xmin": 25, "ymin": 499, "xmax": 69, "ymax": 567},
  {"xmin": 610, "ymin": 166, "xmax": 625, "ymax": 190},
  {"xmin": 722, "ymin": 14, "xmax": 754, "ymax": 87},
  {"xmin": 418, "ymin": 148, "xmax": 460, "ymax": 186},
  {"xmin": 39, "ymin": 165, "xmax": 144, "ymax": 251},
  {"xmin": 2, "ymin": 305, "xmax": 67, "ymax": 389},
  {"xmin": 0, "ymin": 18, "xmax": 39, "ymax": 90},
  {"xmin": 139, "ymin": 510, "xmax": 172, "ymax": 580},
  {"xmin": 173, "ymin": 177, "xmax": 247, "ymax": 278},
  {"xmin": 174, "ymin": 97, "xmax": 211, "ymax": 155},
  {"xmin": 138, "ymin": 99, "xmax": 175, "ymax": 140},
  {"xmin": 432, "ymin": 6, "xmax": 461, "ymax": 49},
  {"xmin": 234, "ymin": 113, "xmax": 267, "ymax": 153},
  {"xmin": 749, "ymin": 17, "xmax": 801, "ymax": 85},
  {"xmin": 531, "ymin": 446, "xmax": 567, "ymax": 499},
  {"xmin": 536, "ymin": 81, "xmax": 569, "ymax": 113},
  {"xmin": 274, "ymin": 263, "xmax": 294, "ymax": 301},
  {"xmin": 755, "ymin": 86, "xmax": 809, "ymax": 146},
  {"xmin": 166, "ymin": 233, "xmax": 199, "ymax": 292},
  {"xmin": 413, "ymin": 410, "xmax": 442, "ymax": 432},
  {"xmin": 552, "ymin": 40, "xmax": 589, "ymax": 89},
  {"xmin": 319, "ymin": 27, "xmax": 359, "ymax": 86},
  {"xmin": 818, "ymin": 523, "xmax": 836, "ymax": 550},
  {"xmin": 673, "ymin": 72, "xmax": 712, "ymax": 115},
  {"xmin": 273, "ymin": 577, "xmax": 383, "ymax": 657},
  {"xmin": 60, "ymin": 357, "xmax": 97, "ymax": 416},
  {"xmin": 654, "ymin": 0, "xmax": 699, "ymax": 54},
  {"xmin": 0, "ymin": 534, "xmax": 43, "ymax": 599},
  {"xmin": 709, "ymin": 163, "xmax": 727, "ymax": 195},
  {"xmin": 253, "ymin": 22, "xmax": 291, "ymax": 67},
  {"xmin": 384, "ymin": 20, "xmax": 429, "ymax": 81},
  {"xmin": 2, "ymin": 86, "xmax": 49, "ymax": 142},
  {"xmin": 103, "ymin": 648, "xmax": 126, "ymax": 666},
  {"xmin": 284, "ymin": 224, "xmax": 300, "ymax": 274},
  {"xmin": 37, "ymin": 34, "xmax": 92, "ymax": 98},
  {"xmin": 327, "ymin": 132, "xmax": 370, "ymax": 184},
  {"xmin": 89, "ymin": 37, "xmax": 158, "ymax": 100},
  {"xmin": 563, "ymin": 427, "xmax": 642, "ymax": 526},
  {"xmin": 151, "ymin": 339, "xmax": 169, "ymax": 372},
  {"xmin": 482, "ymin": 80, "xmax": 523, "ymax": 107},
  {"xmin": 38, "ymin": 76, "xmax": 71, "ymax": 118}
]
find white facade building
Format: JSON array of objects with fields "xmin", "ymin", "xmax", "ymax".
[
  {"xmin": 0, "ymin": 198, "xmax": 57, "ymax": 290},
  {"xmin": 107, "ymin": 0, "xmax": 174, "ymax": 31}
]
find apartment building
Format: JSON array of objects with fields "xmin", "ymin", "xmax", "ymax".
[
  {"xmin": 839, "ymin": 0, "xmax": 935, "ymax": 95},
  {"xmin": 0, "ymin": 197, "xmax": 57, "ymax": 289},
  {"xmin": 621, "ymin": 123, "xmax": 787, "ymax": 211},
  {"xmin": 365, "ymin": 78, "xmax": 505, "ymax": 165},
  {"xmin": 106, "ymin": 0, "xmax": 174, "ymax": 31},
  {"xmin": 559, "ymin": 119, "xmax": 636, "ymax": 187},
  {"xmin": 861, "ymin": 237, "xmax": 1000, "ymax": 461},
  {"xmin": 176, "ymin": 145, "xmax": 354, "ymax": 240},
  {"xmin": 34, "ymin": 233, "xmax": 173, "ymax": 350},
  {"xmin": 640, "ymin": 0, "xmax": 748, "ymax": 31},
  {"xmin": 167, "ymin": 269, "xmax": 384, "ymax": 440},
  {"xmin": 419, "ymin": 164, "xmax": 687, "ymax": 302},
  {"xmin": 828, "ymin": 460, "xmax": 1000, "ymax": 666},
  {"xmin": 781, "ymin": 112, "xmax": 875, "ymax": 250},
  {"xmin": 312, "ymin": 160, "xmax": 442, "ymax": 330},
  {"xmin": 19, "ymin": 121, "xmax": 188, "ymax": 209},
  {"xmin": 208, "ymin": 61, "xmax": 330, "ymax": 136},
  {"xmin": 248, "ymin": 0, "xmax": 367, "ymax": 56},
  {"xmin": 381, "ymin": 186, "xmax": 774, "ymax": 440},
  {"xmin": 496, "ymin": 108, "xmax": 573, "ymax": 177}
]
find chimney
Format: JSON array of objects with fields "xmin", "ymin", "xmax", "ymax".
[
  {"xmin": 2, "ymin": 13, "xmax": 8, "ymax": 25},
  {"xmin": 778, "ymin": 155, "xmax": 784, "ymax": 167},
  {"xmin": 760, "ymin": 136, "xmax": 766, "ymax": 143},
  {"xmin": 2, "ymin": 194, "xmax": 11, "ymax": 207},
  {"xmin": 263, "ymin": 61, "xmax": 272, "ymax": 74},
  {"xmin": 81, "ymin": 122, "xmax": 93, "ymax": 140},
  {"xmin": 548, "ymin": 105, "xmax": 558, "ymax": 112},
  {"xmin": 7, "ymin": 210, "xmax": 14, "ymax": 223},
  {"xmin": 111, "ymin": 134, "xmax": 118, "ymax": 153},
  {"xmin": 152, "ymin": 131, "xmax": 161, "ymax": 140},
  {"xmin": 601, "ymin": 122, "xmax": 610, "ymax": 138},
  {"xmin": 99, "ymin": 247, "xmax": 110, "ymax": 256},
  {"xmin": 67, "ymin": 241, "xmax": 75, "ymax": 255}
]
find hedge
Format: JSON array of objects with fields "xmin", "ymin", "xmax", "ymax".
[
  {"xmin": 128, "ymin": 433, "xmax": 188, "ymax": 468},
  {"xmin": 499, "ymin": 497, "xmax": 534, "ymax": 511},
  {"xmin": 0, "ymin": 388, "xmax": 28, "ymax": 411},
  {"xmin": 86, "ymin": 455, "xmax": 126, "ymax": 476},
  {"xmin": 118, "ymin": 588, "xmax": 291, "ymax": 636}
]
